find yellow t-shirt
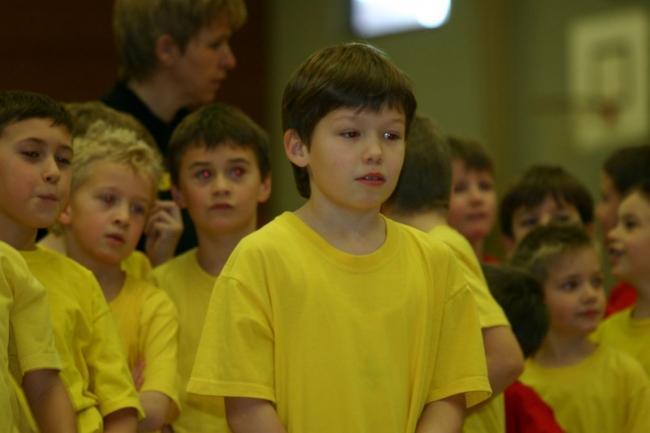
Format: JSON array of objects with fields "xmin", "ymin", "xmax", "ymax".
[
  {"xmin": 0, "ymin": 242, "xmax": 61, "ymax": 433},
  {"xmin": 152, "ymin": 249, "xmax": 224, "ymax": 433},
  {"xmin": 121, "ymin": 250, "xmax": 153, "ymax": 282},
  {"xmin": 188, "ymin": 212, "xmax": 491, "ymax": 433},
  {"xmin": 20, "ymin": 246, "xmax": 143, "ymax": 433},
  {"xmin": 593, "ymin": 307, "xmax": 650, "ymax": 376},
  {"xmin": 429, "ymin": 225, "xmax": 509, "ymax": 433},
  {"xmin": 520, "ymin": 344, "xmax": 650, "ymax": 433},
  {"xmin": 110, "ymin": 274, "xmax": 180, "ymax": 420}
]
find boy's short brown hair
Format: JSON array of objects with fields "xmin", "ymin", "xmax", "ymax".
[
  {"xmin": 447, "ymin": 135, "xmax": 494, "ymax": 174},
  {"xmin": 169, "ymin": 102, "xmax": 270, "ymax": 185},
  {"xmin": 499, "ymin": 164, "xmax": 594, "ymax": 239},
  {"xmin": 602, "ymin": 144, "xmax": 650, "ymax": 197},
  {"xmin": 113, "ymin": 0, "xmax": 247, "ymax": 80},
  {"xmin": 384, "ymin": 114, "xmax": 451, "ymax": 213},
  {"xmin": 0, "ymin": 90, "xmax": 72, "ymax": 137},
  {"xmin": 509, "ymin": 224, "xmax": 594, "ymax": 286},
  {"xmin": 282, "ymin": 42, "xmax": 417, "ymax": 198}
]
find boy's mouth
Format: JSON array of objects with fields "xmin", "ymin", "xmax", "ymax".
[
  {"xmin": 356, "ymin": 173, "xmax": 386, "ymax": 185},
  {"xmin": 37, "ymin": 193, "xmax": 59, "ymax": 202},
  {"xmin": 105, "ymin": 233, "xmax": 125, "ymax": 244},
  {"xmin": 210, "ymin": 203, "xmax": 233, "ymax": 210}
]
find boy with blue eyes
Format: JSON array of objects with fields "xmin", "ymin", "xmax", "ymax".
[
  {"xmin": 499, "ymin": 164, "xmax": 594, "ymax": 255},
  {"xmin": 152, "ymin": 102, "xmax": 270, "ymax": 433},
  {"xmin": 56, "ymin": 120, "xmax": 179, "ymax": 432},
  {"xmin": 0, "ymin": 90, "xmax": 143, "ymax": 432}
]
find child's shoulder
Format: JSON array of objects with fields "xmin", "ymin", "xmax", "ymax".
[
  {"xmin": 22, "ymin": 246, "xmax": 95, "ymax": 281},
  {"xmin": 122, "ymin": 274, "xmax": 177, "ymax": 317},
  {"xmin": 152, "ymin": 248, "xmax": 198, "ymax": 278}
]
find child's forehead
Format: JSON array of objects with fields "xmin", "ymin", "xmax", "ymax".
[
  {"xmin": 546, "ymin": 246, "xmax": 599, "ymax": 276},
  {"xmin": 182, "ymin": 141, "xmax": 258, "ymax": 162},
  {"xmin": 1, "ymin": 117, "xmax": 71, "ymax": 147}
]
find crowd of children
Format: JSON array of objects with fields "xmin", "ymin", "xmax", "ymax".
[{"xmin": 3, "ymin": 1, "xmax": 650, "ymax": 432}]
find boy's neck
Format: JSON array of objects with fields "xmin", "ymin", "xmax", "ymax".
[
  {"xmin": 127, "ymin": 77, "xmax": 185, "ymax": 123},
  {"xmin": 196, "ymin": 224, "xmax": 257, "ymax": 277},
  {"xmin": 631, "ymin": 288, "xmax": 650, "ymax": 319},
  {"xmin": 0, "ymin": 220, "xmax": 38, "ymax": 250},
  {"xmin": 38, "ymin": 232, "xmax": 66, "ymax": 254},
  {"xmin": 294, "ymin": 201, "xmax": 386, "ymax": 255},
  {"xmin": 534, "ymin": 331, "xmax": 596, "ymax": 367},
  {"xmin": 472, "ymin": 238, "xmax": 485, "ymax": 259},
  {"xmin": 384, "ymin": 209, "xmax": 447, "ymax": 233}
]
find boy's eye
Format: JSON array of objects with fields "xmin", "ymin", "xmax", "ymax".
[
  {"xmin": 559, "ymin": 278, "xmax": 579, "ymax": 292},
  {"xmin": 519, "ymin": 216, "xmax": 538, "ymax": 228},
  {"xmin": 553, "ymin": 213, "xmax": 572, "ymax": 224},
  {"xmin": 591, "ymin": 275, "xmax": 604, "ymax": 289},
  {"xmin": 452, "ymin": 182, "xmax": 468, "ymax": 194},
  {"xmin": 478, "ymin": 180, "xmax": 494, "ymax": 191},
  {"xmin": 195, "ymin": 169, "xmax": 212, "ymax": 180},
  {"xmin": 55, "ymin": 155, "xmax": 71, "ymax": 167},
  {"xmin": 383, "ymin": 131, "xmax": 402, "ymax": 141},
  {"xmin": 98, "ymin": 193, "xmax": 116, "ymax": 205},
  {"xmin": 21, "ymin": 150, "xmax": 40, "ymax": 159},
  {"xmin": 228, "ymin": 166, "xmax": 246, "ymax": 179},
  {"xmin": 130, "ymin": 202, "xmax": 147, "ymax": 216},
  {"xmin": 340, "ymin": 130, "xmax": 360, "ymax": 139}
]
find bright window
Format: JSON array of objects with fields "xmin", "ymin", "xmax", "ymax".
[{"xmin": 351, "ymin": 0, "xmax": 452, "ymax": 38}]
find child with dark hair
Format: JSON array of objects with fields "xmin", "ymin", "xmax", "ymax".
[
  {"xmin": 384, "ymin": 115, "xmax": 522, "ymax": 433},
  {"xmin": 482, "ymin": 264, "xmax": 563, "ymax": 433},
  {"xmin": 499, "ymin": 164, "xmax": 593, "ymax": 255},
  {"xmin": 446, "ymin": 136, "xmax": 498, "ymax": 262},
  {"xmin": 594, "ymin": 179, "xmax": 650, "ymax": 375},
  {"xmin": 596, "ymin": 144, "xmax": 650, "ymax": 316},
  {"xmin": 510, "ymin": 224, "xmax": 649, "ymax": 433},
  {"xmin": 188, "ymin": 42, "xmax": 490, "ymax": 432}
]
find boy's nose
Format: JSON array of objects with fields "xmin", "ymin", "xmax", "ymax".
[
  {"xmin": 42, "ymin": 157, "xmax": 61, "ymax": 184},
  {"xmin": 113, "ymin": 204, "xmax": 131, "ymax": 227},
  {"xmin": 211, "ymin": 174, "xmax": 232, "ymax": 195},
  {"xmin": 363, "ymin": 136, "xmax": 384, "ymax": 164}
]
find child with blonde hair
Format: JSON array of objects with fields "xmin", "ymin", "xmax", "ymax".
[
  {"xmin": 511, "ymin": 224, "xmax": 650, "ymax": 433},
  {"xmin": 56, "ymin": 121, "xmax": 180, "ymax": 432}
]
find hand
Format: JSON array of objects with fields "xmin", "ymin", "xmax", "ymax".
[
  {"xmin": 131, "ymin": 358, "xmax": 146, "ymax": 391},
  {"xmin": 145, "ymin": 200, "xmax": 183, "ymax": 267}
]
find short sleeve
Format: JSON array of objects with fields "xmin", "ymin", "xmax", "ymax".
[
  {"xmin": 84, "ymin": 277, "xmax": 144, "ymax": 418},
  {"xmin": 188, "ymin": 274, "xmax": 275, "ymax": 402},
  {"xmin": 139, "ymin": 287, "xmax": 180, "ymax": 417},
  {"xmin": 428, "ymin": 256, "xmax": 492, "ymax": 408},
  {"xmin": 3, "ymin": 250, "xmax": 60, "ymax": 376}
]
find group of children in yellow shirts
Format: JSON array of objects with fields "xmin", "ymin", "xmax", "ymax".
[{"xmin": 2, "ymin": 40, "xmax": 650, "ymax": 433}]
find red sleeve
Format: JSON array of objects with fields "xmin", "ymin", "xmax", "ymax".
[
  {"xmin": 504, "ymin": 381, "xmax": 564, "ymax": 433},
  {"xmin": 605, "ymin": 281, "xmax": 637, "ymax": 318}
]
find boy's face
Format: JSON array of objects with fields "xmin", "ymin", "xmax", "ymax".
[
  {"xmin": 286, "ymin": 105, "xmax": 406, "ymax": 215},
  {"xmin": 173, "ymin": 144, "xmax": 271, "ymax": 237},
  {"xmin": 447, "ymin": 160, "xmax": 497, "ymax": 245},
  {"xmin": 511, "ymin": 196, "xmax": 582, "ymax": 244},
  {"xmin": 543, "ymin": 247, "xmax": 605, "ymax": 337},
  {"xmin": 595, "ymin": 172, "xmax": 620, "ymax": 236},
  {"xmin": 168, "ymin": 16, "xmax": 236, "ymax": 108},
  {"xmin": 607, "ymin": 191, "xmax": 650, "ymax": 285},
  {"xmin": 61, "ymin": 161, "xmax": 154, "ymax": 265},
  {"xmin": 0, "ymin": 118, "xmax": 72, "ymax": 233}
]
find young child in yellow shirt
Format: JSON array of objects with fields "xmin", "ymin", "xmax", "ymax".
[
  {"xmin": 0, "ymin": 241, "xmax": 75, "ymax": 433},
  {"xmin": 0, "ymin": 90, "xmax": 142, "ymax": 433},
  {"xmin": 511, "ymin": 224, "xmax": 650, "ymax": 433},
  {"xmin": 594, "ymin": 179, "xmax": 650, "ymax": 375},
  {"xmin": 55, "ymin": 120, "xmax": 180, "ymax": 432},
  {"xmin": 383, "ymin": 114, "xmax": 523, "ymax": 433},
  {"xmin": 187, "ymin": 42, "xmax": 491, "ymax": 433},
  {"xmin": 153, "ymin": 102, "xmax": 271, "ymax": 433}
]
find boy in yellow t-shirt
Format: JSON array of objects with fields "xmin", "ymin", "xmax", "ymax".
[
  {"xmin": 594, "ymin": 179, "xmax": 650, "ymax": 375},
  {"xmin": 152, "ymin": 102, "xmax": 271, "ymax": 433},
  {"xmin": 511, "ymin": 224, "xmax": 650, "ymax": 433},
  {"xmin": 382, "ymin": 114, "xmax": 523, "ymax": 433},
  {"xmin": 188, "ymin": 42, "xmax": 491, "ymax": 433},
  {"xmin": 0, "ymin": 241, "xmax": 75, "ymax": 433},
  {"xmin": 55, "ymin": 120, "xmax": 180, "ymax": 432},
  {"xmin": 0, "ymin": 90, "xmax": 142, "ymax": 433}
]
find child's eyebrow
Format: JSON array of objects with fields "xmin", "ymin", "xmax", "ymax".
[{"xmin": 227, "ymin": 158, "xmax": 251, "ymax": 165}]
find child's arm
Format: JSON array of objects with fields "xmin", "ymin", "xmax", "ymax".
[
  {"xmin": 415, "ymin": 394, "xmax": 465, "ymax": 433},
  {"xmin": 144, "ymin": 200, "xmax": 183, "ymax": 267},
  {"xmin": 139, "ymin": 391, "xmax": 172, "ymax": 432},
  {"xmin": 225, "ymin": 397, "xmax": 287, "ymax": 433},
  {"xmin": 103, "ymin": 408, "xmax": 138, "ymax": 433},
  {"xmin": 482, "ymin": 325, "xmax": 524, "ymax": 395},
  {"xmin": 22, "ymin": 369, "xmax": 76, "ymax": 433}
]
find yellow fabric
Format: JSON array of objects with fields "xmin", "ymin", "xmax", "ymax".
[
  {"xmin": 121, "ymin": 250, "xmax": 153, "ymax": 282},
  {"xmin": 153, "ymin": 249, "xmax": 224, "ymax": 433},
  {"xmin": 520, "ymin": 345, "xmax": 650, "ymax": 433},
  {"xmin": 20, "ymin": 246, "xmax": 143, "ymax": 433},
  {"xmin": 593, "ymin": 307, "xmax": 650, "ymax": 376},
  {"xmin": 429, "ymin": 225, "xmax": 508, "ymax": 433},
  {"xmin": 0, "ymin": 242, "xmax": 61, "ymax": 433},
  {"xmin": 110, "ymin": 274, "xmax": 180, "ymax": 420},
  {"xmin": 188, "ymin": 212, "xmax": 491, "ymax": 433}
]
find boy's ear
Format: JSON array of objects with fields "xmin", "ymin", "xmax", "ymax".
[
  {"xmin": 58, "ymin": 203, "xmax": 73, "ymax": 226},
  {"xmin": 257, "ymin": 175, "xmax": 272, "ymax": 204},
  {"xmin": 284, "ymin": 129, "xmax": 309, "ymax": 167},
  {"xmin": 171, "ymin": 185, "xmax": 186, "ymax": 208},
  {"xmin": 155, "ymin": 34, "xmax": 181, "ymax": 66}
]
